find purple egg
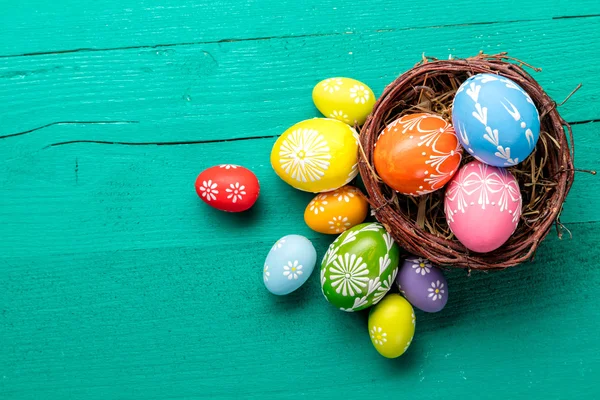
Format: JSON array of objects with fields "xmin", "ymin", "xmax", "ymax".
[{"xmin": 395, "ymin": 257, "xmax": 448, "ymax": 313}]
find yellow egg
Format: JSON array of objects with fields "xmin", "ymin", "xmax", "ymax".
[
  {"xmin": 312, "ymin": 77, "xmax": 376, "ymax": 126},
  {"xmin": 304, "ymin": 186, "xmax": 369, "ymax": 234},
  {"xmin": 271, "ymin": 118, "xmax": 359, "ymax": 193},
  {"xmin": 368, "ymin": 294, "xmax": 415, "ymax": 358}
]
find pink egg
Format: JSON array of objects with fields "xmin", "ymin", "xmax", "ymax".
[{"xmin": 444, "ymin": 160, "xmax": 522, "ymax": 253}]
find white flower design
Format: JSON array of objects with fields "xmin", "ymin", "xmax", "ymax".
[
  {"xmin": 330, "ymin": 110, "xmax": 350, "ymax": 123},
  {"xmin": 308, "ymin": 194, "xmax": 328, "ymax": 215},
  {"xmin": 272, "ymin": 238, "xmax": 286, "ymax": 251},
  {"xmin": 411, "ymin": 311, "xmax": 416, "ymax": 326},
  {"xmin": 340, "ymin": 230, "xmax": 359, "ymax": 247},
  {"xmin": 382, "ymin": 232, "xmax": 395, "ymax": 251},
  {"xmin": 370, "ymin": 326, "xmax": 387, "ymax": 346},
  {"xmin": 372, "ymin": 268, "xmax": 397, "ymax": 305},
  {"xmin": 403, "ymin": 339, "xmax": 412, "ymax": 352},
  {"xmin": 466, "ymin": 82, "xmax": 481, "ymax": 102},
  {"xmin": 340, "ymin": 296, "xmax": 368, "ymax": 312},
  {"xmin": 359, "ymin": 223, "xmax": 382, "ymax": 233},
  {"xmin": 324, "ymin": 243, "xmax": 339, "ymax": 265},
  {"xmin": 322, "ymin": 78, "xmax": 343, "ymax": 93},
  {"xmin": 428, "ymin": 280, "xmax": 445, "ymax": 301},
  {"xmin": 225, "ymin": 182, "xmax": 246, "ymax": 203},
  {"xmin": 378, "ymin": 254, "xmax": 391, "ymax": 275},
  {"xmin": 495, "ymin": 145, "xmax": 518, "ymax": 166},
  {"xmin": 472, "ymin": 103, "xmax": 488, "ymax": 125},
  {"xmin": 263, "ymin": 265, "xmax": 270, "ymax": 282},
  {"xmin": 199, "ymin": 180, "xmax": 219, "ymax": 202},
  {"xmin": 332, "ymin": 188, "xmax": 356, "ymax": 203},
  {"xmin": 330, "ymin": 253, "xmax": 369, "ymax": 296},
  {"xmin": 462, "ymin": 164, "xmax": 504, "ymax": 209},
  {"xmin": 219, "ymin": 164, "xmax": 238, "ymax": 169},
  {"xmin": 397, "ymin": 113, "xmax": 431, "ymax": 134},
  {"xmin": 279, "ymin": 128, "xmax": 331, "ymax": 183},
  {"xmin": 411, "ymin": 258, "xmax": 432, "ymax": 275},
  {"xmin": 349, "ymin": 85, "xmax": 370, "ymax": 104},
  {"xmin": 497, "ymin": 171, "xmax": 521, "ymax": 213},
  {"xmin": 328, "ymin": 216, "xmax": 351, "ymax": 233},
  {"xmin": 283, "ymin": 260, "xmax": 303, "ymax": 280}
]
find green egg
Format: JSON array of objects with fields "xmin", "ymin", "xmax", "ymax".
[{"xmin": 320, "ymin": 223, "xmax": 400, "ymax": 312}]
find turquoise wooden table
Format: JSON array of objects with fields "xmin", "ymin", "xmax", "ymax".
[{"xmin": 1, "ymin": 1, "xmax": 599, "ymax": 398}]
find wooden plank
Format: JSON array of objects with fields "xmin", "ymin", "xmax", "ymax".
[
  {"xmin": 1, "ymin": 221, "xmax": 598, "ymax": 399},
  {"xmin": 1, "ymin": 17, "xmax": 599, "ymax": 145},
  {"xmin": 1, "ymin": 0, "xmax": 599, "ymax": 56},
  {"xmin": 1, "ymin": 121, "xmax": 598, "ymax": 259}
]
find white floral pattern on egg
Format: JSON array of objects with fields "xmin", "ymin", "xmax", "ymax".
[{"xmin": 444, "ymin": 160, "xmax": 522, "ymax": 253}]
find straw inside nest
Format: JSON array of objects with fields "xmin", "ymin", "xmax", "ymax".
[{"xmin": 358, "ymin": 53, "xmax": 576, "ymax": 270}]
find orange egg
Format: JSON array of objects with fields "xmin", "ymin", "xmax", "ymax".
[
  {"xmin": 373, "ymin": 113, "xmax": 462, "ymax": 196},
  {"xmin": 304, "ymin": 186, "xmax": 369, "ymax": 234}
]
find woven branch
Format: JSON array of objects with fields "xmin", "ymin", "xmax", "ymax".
[{"xmin": 358, "ymin": 53, "xmax": 575, "ymax": 270}]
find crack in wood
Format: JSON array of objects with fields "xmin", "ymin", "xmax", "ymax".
[
  {"xmin": 1, "ymin": 119, "xmax": 597, "ymax": 149},
  {"xmin": 43, "ymin": 135, "xmax": 281, "ymax": 148},
  {"xmin": 1, "ymin": 14, "xmax": 599, "ymax": 59},
  {"xmin": 0, "ymin": 121, "xmax": 140, "ymax": 140}
]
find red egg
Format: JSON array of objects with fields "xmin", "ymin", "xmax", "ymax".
[{"xmin": 195, "ymin": 164, "xmax": 260, "ymax": 212}]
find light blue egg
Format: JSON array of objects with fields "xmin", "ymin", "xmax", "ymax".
[
  {"xmin": 452, "ymin": 73, "xmax": 540, "ymax": 167},
  {"xmin": 263, "ymin": 235, "xmax": 317, "ymax": 295}
]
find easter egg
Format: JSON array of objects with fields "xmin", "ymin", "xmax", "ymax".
[
  {"xmin": 452, "ymin": 73, "xmax": 540, "ymax": 167},
  {"xmin": 321, "ymin": 223, "xmax": 400, "ymax": 312},
  {"xmin": 195, "ymin": 164, "xmax": 260, "ymax": 212},
  {"xmin": 373, "ymin": 113, "xmax": 462, "ymax": 196},
  {"xmin": 368, "ymin": 294, "xmax": 415, "ymax": 358},
  {"xmin": 271, "ymin": 118, "xmax": 359, "ymax": 193},
  {"xmin": 396, "ymin": 257, "xmax": 448, "ymax": 313},
  {"xmin": 304, "ymin": 186, "xmax": 369, "ymax": 234},
  {"xmin": 263, "ymin": 235, "xmax": 317, "ymax": 295},
  {"xmin": 312, "ymin": 77, "xmax": 376, "ymax": 125},
  {"xmin": 444, "ymin": 160, "xmax": 522, "ymax": 253}
]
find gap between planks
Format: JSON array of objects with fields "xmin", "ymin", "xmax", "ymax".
[
  {"xmin": 0, "ymin": 119, "xmax": 597, "ymax": 149},
  {"xmin": 0, "ymin": 14, "xmax": 599, "ymax": 59}
]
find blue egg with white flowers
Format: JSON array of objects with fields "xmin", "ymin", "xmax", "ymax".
[
  {"xmin": 263, "ymin": 235, "xmax": 317, "ymax": 295},
  {"xmin": 452, "ymin": 73, "xmax": 540, "ymax": 167}
]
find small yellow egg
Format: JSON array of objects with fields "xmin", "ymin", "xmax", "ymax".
[
  {"xmin": 304, "ymin": 186, "xmax": 369, "ymax": 234},
  {"xmin": 368, "ymin": 294, "xmax": 415, "ymax": 358},
  {"xmin": 270, "ymin": 118, "xmax": 359, "ymax": 193},
  {"xmin": 312, "ymin": 77, "xmax": 376, "ymax": 126}
]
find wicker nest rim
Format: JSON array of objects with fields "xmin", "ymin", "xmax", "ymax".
[{"xmin": 358, "ymin": 53, "xmax": 575, "ymax": 270}]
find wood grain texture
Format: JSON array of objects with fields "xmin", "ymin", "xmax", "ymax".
[
  {"xmin": 1, "ymin": 0, "xmax": 599, "ymax": 56},
  {"xmin": 1, "ymin": 1, "xmax": 599, "ymax": 399},
  {"xmin": 1, "ymin": 17, "xmax": 600, "ymax": 144}
]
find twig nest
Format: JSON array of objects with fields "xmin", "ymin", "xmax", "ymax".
[{"xmin": 358, "ymin": 53, "xmax": 575, "ymax": 270}]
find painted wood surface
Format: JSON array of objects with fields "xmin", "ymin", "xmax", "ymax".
[{"xmin": 1, "ymin": 1, "xmax": 599, "ymax": 399}]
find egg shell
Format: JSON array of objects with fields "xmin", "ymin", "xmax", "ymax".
[
  {"xmin": 195, "ymin": 164, "xmax": 260, "ymax": 212},
  {"xmin": 270, "ymin": 118, "xmax": 359, "ymax": 193},
  {"xmin": 396, "ymin": 257, "xmax": 448, "ymax": 313},
  {"xmin": 444, "ymin": 160, "xmax": 522, "ymax": 253},
  {"xmin": 373, "ymin": 113, "xmax": 462, "ymax": 196},
  {"xmin": 368, "ymin": 294, "xmax": 415, "ymax": 358},
  {"xmin": 312, "ymin": 77, "xmax": 376, "ymax": 126},
  {"xmin": 452, "ymin": 73, "xmax": 540, "ymax": 167},
  {"xmin": 321, "ymin": 223, "xmax": 400, "ymax": 312},
  {"xmin": 304, "ymin": 186, "xmax": 369, "ymax": 234},
  {"xmin": 263, "ymin": 235, "xmax": 317, "ymax": 295}
]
